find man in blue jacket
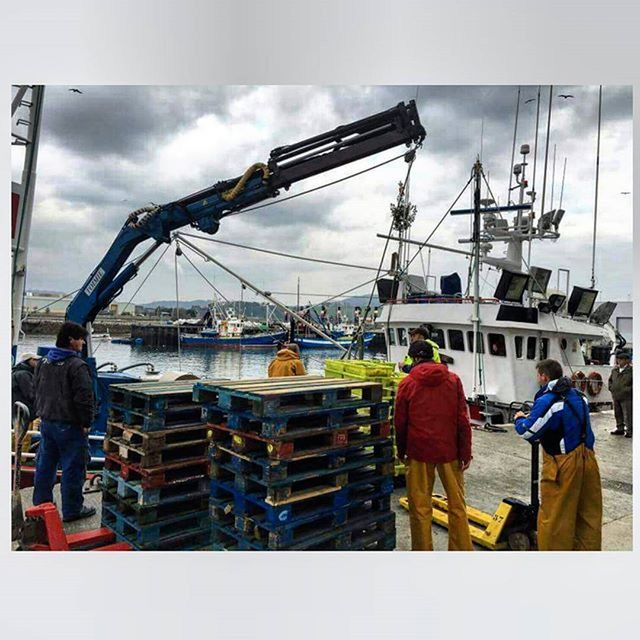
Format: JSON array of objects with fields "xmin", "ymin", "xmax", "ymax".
[
  {"xmin": 513, "ymin": 359, "xmax": 602, "ymax": 550},
  {"xmin": 33, "ymin": 322, "xmax": 96, "ymax": 522}
]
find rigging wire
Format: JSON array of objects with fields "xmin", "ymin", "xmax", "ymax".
[
  {"xmin": 222, "ymin": 150, "xmax": 413, "ymax": 218},
  {"xmin": 178, "ymin": 232, "xmax": 383, "ymax": 271},
  {"xmin": 591, "ymin": 85, "xmax": 603, "ymax": 290},
  {"xmin": 174, "ymin": 243, "xmax": 182, "ymax": 371},
  {"xmin": 120, "ymin": 243, "xmax": 172, "ymax": 315},
  {"xmin": 179, "ymin": 249, "xmax": 231, "ymax": 306}
]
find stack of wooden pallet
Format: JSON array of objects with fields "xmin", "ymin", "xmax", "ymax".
[
  {"xmin": 101, "ymin": 380, "xmax": 222, "ymax": 550},
  {"xmin": 194, "ymin": 376, "xmax": 396, "ymax": 551}
]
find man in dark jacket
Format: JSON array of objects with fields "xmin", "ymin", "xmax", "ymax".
[
  {"xmin": 514, "ymin": 359, "xmax": 602, "ymax": 550},
  {"xmin": 12, "ymin": 352, "xmax": 41, "ymax": 420},
  {"xmin": 33, "ymin": 322, "xmax": 96, "ymax": 522},
  {"xmin": 394, "ymin": 340, "xmax": 473, "ymax": 551},
  {"xmin": 608, "ymin": 352, "xmax": 632, "ymax": 438}
]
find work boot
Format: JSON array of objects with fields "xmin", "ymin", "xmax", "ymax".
[
  {"xmin": 610, "ymin": 428, "xmax": 625, "ymax": 435},
  {"xmin": 63, "ymin": 506, "xmax": 96, "ymax": 522},
  {"xmin": 624, "ymin": 431, "xmax": 633, "ymax": 439}
]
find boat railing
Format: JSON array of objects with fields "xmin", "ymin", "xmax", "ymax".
[{"xmin": 385, "ymin": 296, "xmax": 500, "ymax": 305}]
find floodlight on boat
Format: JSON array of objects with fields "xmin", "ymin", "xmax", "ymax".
[
  {"xmin": 567, "ymin": 286, "xmax": 599, "ymax": 318},
  {"xmin": 552, "ymin": 209, "xmax": 565, "ymax": 230},
  {"xmin": 538, "ymin": 210, "xmax": 554, "ymax": 233},
  {"xmin": 590, "ymin": 301, "xmax": 617, "ymax": 326},
  {"xmin": 513, "ymin": 163, "xmax": 522, "ymax": 176},
  {"xmin": 538, "ymin": 293, "xmax": 566, "ymax": 314},
  {"xmin": 493, "ymin": 270, "xmax": 530, "ymax": 304},
  {"xmin": 529, "ymin": 266, "xmax": 552, "ymax": 295}
]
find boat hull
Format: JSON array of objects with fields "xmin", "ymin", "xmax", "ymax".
[
  {"xmin": 296, "ymin": 333, "xmax": 376, "ymax": 349},
  {"xmin": 180, "ymin": 331, "xmax": 286, "ymax": 348}
]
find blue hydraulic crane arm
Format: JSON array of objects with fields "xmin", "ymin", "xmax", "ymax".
[{"xmin": 66, "ymin": 100, "xmax": 425, "ymax": 326}]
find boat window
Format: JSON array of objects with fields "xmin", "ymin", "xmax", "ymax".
[
  {"xmin": 515, "ymin": 336, "xmax": 524, "ymax": 359},
  {"xmin": 560, "ymin": 338, "xmax": 567, "ymax": 351},
  {"xmin": 397, "ymin": 327, "xmax": 408, "ymax": 347},
  {"xmin": 448, "ymin": 329, "xmax": 465, "ymax": 351},
  {"xmin": 540, "ymin": 337, "xmax": 549, "ymax": 360},
  {"xmin": 487, "ymin": 333, "xmax": 506, "ymax": 357},
  {"xmin": 387, "ymin": 327, "xmax": 397, "ymax": 346},
  {"xmin": 526, "ymin": 336, "xmax": 537, "ymax": 360},
  {"xmin": 431, "ymin": 328, "xmax": 445, "ymax": 348},
  {"xmin": 467, "ymin": 331, "xmax": 484, "ymax": 354}
]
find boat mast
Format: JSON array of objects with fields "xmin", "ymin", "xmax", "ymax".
[
  {"xmin": 471, "ymin": 158, "xmax": 482, "ymax": 395},
  {"xmin": 11, "ymin": 85, "xmax": 45, "ymax": 359},
  {"xmin": 591, "ymin": 85, "xmax": 603, "ymax": 289}
]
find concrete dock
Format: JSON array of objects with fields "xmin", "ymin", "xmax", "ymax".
[{"xmin": 16, "ymin": 410, "xmax": 632, "ymax": 551}]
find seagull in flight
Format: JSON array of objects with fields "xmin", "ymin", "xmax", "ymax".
[
  {"xmin": 68, "ymin": 88, "xmax": 83, "ymax": 94},
  {"xmin": 558, "ymin": 94, "xmax": 574, "ymax": 99},
  {"xmin": 524, "ymin": 98, "xmax": 536, "ymax": 104}
]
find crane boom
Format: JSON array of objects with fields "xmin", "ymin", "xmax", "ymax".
[{"xmin": 66, "ymin": 101, "xmax": 425, "ymax": 326}]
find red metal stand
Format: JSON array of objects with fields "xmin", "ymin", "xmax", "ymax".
[{"xmin": 21, "ymin": 503, "xmax": 133, "ymax": 551}]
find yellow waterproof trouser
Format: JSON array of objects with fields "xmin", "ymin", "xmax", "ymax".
[
  {"xmin": 538, "ymin": 444, "xmax": 603, "ymax": 551},
  {"xmin": 406, "ymin": 459, "xmax": 473, "ymax": 551}
]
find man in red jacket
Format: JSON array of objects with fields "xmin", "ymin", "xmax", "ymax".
[{"xmin": 395, "ymin": 340, "xmax": 473, "ymax": 551}]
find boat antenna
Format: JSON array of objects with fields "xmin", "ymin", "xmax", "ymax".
[
  {"xmin": 471, "ymin": 158, "xmax": 482, "ymax": 395},
  {"xmin": 539, "ymin": 85, "xmax": 554, "ymax": 222},
  {"xmin": 550, "ymin": 144, "xmax": 557, "ymax": 209},
  {"xmin": 507, "ymin": 86, "xmax": 521, "ymax": 205},
  {"xmin": 558, "ymin": 157, "xmax": 568, "ymax": 209},
  {"xmin": 591, "ymin": 85, "xmax": 603, "ymax": 289},
  {"xmin": 526, "ymin": 85, "xmax": 542, "ymax": 269}
]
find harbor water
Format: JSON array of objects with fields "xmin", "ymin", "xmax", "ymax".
[{"xmin": 17, "ymin": 336, "xmax": 387, "ymax": 380}]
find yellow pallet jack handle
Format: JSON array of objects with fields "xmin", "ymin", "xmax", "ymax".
[{"xmin": 399, "ymin": 495, "xmax": 514, "ymax": 551}]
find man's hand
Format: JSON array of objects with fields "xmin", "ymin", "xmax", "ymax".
[
  {"xmin": 397, "ymin": 362, "xmax": 405, "ymax": 370},
  {"xmin": 460, "ymin": 459, "xmax": 471, "ymax": 472},
  {"xmin": 514, "ymin": 410, "xmax": 527, "ymax": 420}
]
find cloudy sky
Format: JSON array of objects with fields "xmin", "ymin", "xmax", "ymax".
[{"xmin": 11, "ymin": 85, "xmax": 633, "ymax": 311}]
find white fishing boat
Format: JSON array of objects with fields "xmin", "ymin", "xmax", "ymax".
[{"xmin": 374, "ymin": 103, "xmax": 623, "ymax": 425}]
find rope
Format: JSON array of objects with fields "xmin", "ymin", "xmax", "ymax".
[
  {"xmin": 223, "ymin": 150, "xmax": 412, "ymax": 218},
  {"xmin": 178, "ymin": 232, "xmax": 382, "ymax": 271},
  {"xmin": 222, "ymin": 163, "xmax": 270, "ymax": 201}
]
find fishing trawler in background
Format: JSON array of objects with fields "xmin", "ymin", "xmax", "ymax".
[
  {"xmin": 374, "ymin": 130, "xmax": 622, "ymax": 425},
  {"xmin": 180, "ymin": 307, "xmax": 286, "ymax": 348}
]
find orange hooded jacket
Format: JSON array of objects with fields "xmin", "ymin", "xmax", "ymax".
[{"xmin": 268, "ymin": 349, "xmax": 307, "ymax": 377}]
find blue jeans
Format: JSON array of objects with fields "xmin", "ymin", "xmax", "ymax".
[{"xmin": 33, "ymin": 420, "xmax": 89, "ymax": 519}]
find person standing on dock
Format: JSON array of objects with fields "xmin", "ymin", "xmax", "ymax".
[
  {"xmin": 398, "ymin": 327, "xmax": 441, "ymax": 372},
  {"xmin": 268, "ymin": 342, "xmax": 307, "ymax": 377},
  {"xmin": 394, "ymin": 340, "xmax": 473, "ymax": 551},
  {"xmin": 33, "ymin": 322, "xmax": 96, "ymax": 522},
  {"xmin": 608, "ymin": 352, "xmax": 633, "ymax": 438},
  {"xmin": 12, "ymin": 352, "xmax": 41, "ymax": 420},
  {"xmin": 514, "ymin": 359, "xmax": 603, "ymax": 550}
]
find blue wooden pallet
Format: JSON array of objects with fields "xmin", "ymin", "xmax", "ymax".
[
  {"xmin": 210, "ymin": 467, "xmax": 394, "ymax": 526},
  {"xmin": 194, "ymin": 378, "xmax": 383, "ymax": 418},
  {"xmin": 210, "ymin": 437, "xmax": 393, "ymax": 484},
  {"xmin": 216, "ymin": 487, "xmax": 392, "ymax": 550},
  {"xmin": 102, "ymin": 487, "xmax": 209, "ymax": 525},
  {"xmin": 203, "ymin": 401, "xmax": 389, "ymax": 438},
  {"xmin": 108, "ymin": 404, "xmax": 203, "ymax": 432},
  {"xmin": 106, "ymin": 421, "xmax": 210, "ymax": 450},
  {"xmin": 210, "ymin": 509, "xmax": 396, "ymax": 551},
  {"xmin": 208, "ymin": 417, "xmax": 391, "ymax": 461},
  {"xmin": 103, "ymin": 435, "xmax": 210, "ymax": 468},
  {"xmin": 115, "ymin": 528, "xmax": 212, "ymax": 551},
  {"xmin": 210, "ymin": 445, "xmax": 394, "ymax": 505},
  {"xmin": 102, "ymin": 468, "xmax": 209, "ymax": 506},
  {"xmin": 102, "ymin": 503, "xmax": 209, "ymax": 546}
]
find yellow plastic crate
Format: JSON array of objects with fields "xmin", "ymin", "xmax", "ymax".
[{"xmin": 343, "ymin": 360, "xmax": 396, "ymax": 378}]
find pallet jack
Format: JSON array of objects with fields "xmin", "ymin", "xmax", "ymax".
[
  {"xmin": 400, "ymin": 442, "xmax": 540, "ymax": 551},
  {"xmin": 18, "ymin": 503, "xmax": 133, "ymax": 551}
]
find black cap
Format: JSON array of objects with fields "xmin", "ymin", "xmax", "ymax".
[{"xmin": 408, "ymin": 340, "xmax": 434, "ymax": 361}]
